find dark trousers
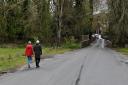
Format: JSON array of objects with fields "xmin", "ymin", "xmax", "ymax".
[{"xmin": 35, "ymin": 58, "xmax": 40, "ymax": 67}]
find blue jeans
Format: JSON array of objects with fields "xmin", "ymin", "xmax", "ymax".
[{"xmin": 27, "ymin": 56, "xmax": 32, "ymax": 65}]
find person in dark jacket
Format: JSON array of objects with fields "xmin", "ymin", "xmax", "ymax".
[{"xmin": 33, "ymin": 40, "xmax": 42, "ymax": 68}]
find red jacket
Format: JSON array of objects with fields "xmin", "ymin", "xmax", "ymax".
[{"xmin": 25, "ymin": 44, "xmax": 33, "ymax": 57}]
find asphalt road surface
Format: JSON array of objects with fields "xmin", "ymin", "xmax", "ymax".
[{"xmin": 0, "ymin": 46, "xmax": 128, "ymax": 85}]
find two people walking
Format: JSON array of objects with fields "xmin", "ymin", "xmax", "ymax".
[{"xmin": 25, "ymin": 40, "xmax": 42, "ymax": 68}]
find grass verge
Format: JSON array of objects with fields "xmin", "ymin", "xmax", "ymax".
[
  {"xmin": 0, "ymin": 46, "xmax": 79, "ymax": 72},
  {"xmin": 116, "ymin": 48, "xmax": 128, "ymax": 56},
  {"xmin": 0, "ymin": 48, "xmax": 25, "ymax": 72}
]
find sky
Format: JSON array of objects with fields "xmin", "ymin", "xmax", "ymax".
[{"xmin": 93, "ymin": 0, "xmax": 108, "ymax": 15}]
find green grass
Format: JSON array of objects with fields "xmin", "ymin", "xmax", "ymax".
[
  {"xmin": 117, "ymin": 48, "xmax": 128, "ymax": 55},
  {"xmin": 43, "ymin": 48, "xmax": 72, "ymax": 56},
  {"xmin": 0, "ymin": 47, "xmax": 76, "ymax": 72},
  {"xmin": 0, "ymin": 48, "xmax": 25, "ymax": 72}
]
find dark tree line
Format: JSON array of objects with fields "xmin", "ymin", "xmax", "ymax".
[
  {"xmin": 0, "ymin": 0, "xmax": 93, "ymax": 45},
  {"xmin": 108, "ymin": 0, "xmax": 128, "ymax": 47},
  {"xmin": 1, "ymin": 0, "xmax": 127, "ymax": 47}
]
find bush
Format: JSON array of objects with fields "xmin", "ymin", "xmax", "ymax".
[
  {"xmin": 62, "ymin": 37, "xmax": 80, "ymax": 49},
  {"xmin": 81, "ymin": 40, "xmax": 90, "ymax": 48}
]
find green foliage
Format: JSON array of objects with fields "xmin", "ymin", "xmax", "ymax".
[
  {"xmin": 51, "ymin": 0, "xmax": 93, "ymax": 44},
  {"xmin": 62, "ymin": 42, "xmax": 80, "ymax": 49},
  {"xmin": 0, "ymin": 0, "xmax": 52, "ymax": 43},
  {"xmin": 0, "ymin": 48, "xmax": 25, "ymax": 71},
  {"xmin": 62, "ymin": 37, "xmax": 81, "ymax": 49},
  {"xmin": 43, "ymin": 47, "xmax": 72, "ymax": 56},
  {"xmin": 108, "ymin": 0, "xmax": 128, "ymax": 47},
  {"xmin": 73, "ymin": 0, "xmax": 92, "ymax": 36},
  {"xmin": 117, "ymin": 48, "xmax": 128, "ymax": 55},
  {"xmin": 0, "ymin": 0, "xmax": 93, "ymax": 45}
]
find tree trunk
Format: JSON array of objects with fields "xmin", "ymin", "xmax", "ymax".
[
  {"xmin": 89, "ymin": 0, "xmax": 93, "ymax": 29},
  {"xmin": 57, "ymin": 0, "xmax": 64, "ymax": 46}
]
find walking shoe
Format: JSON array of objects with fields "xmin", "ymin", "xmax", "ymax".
[
  {"xmin": 36, "ymin": 66, "xmax": 40, "ymax": 68},
  {"xmin": 28, "ymin": 64, "xmax": 31, "ymax": 68}
]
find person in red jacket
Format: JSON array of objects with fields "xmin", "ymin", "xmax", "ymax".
[{"xmin": 25, "ymin": 41, "xmax": 33, "ymax": 68}]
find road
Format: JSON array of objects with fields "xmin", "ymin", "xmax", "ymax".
[{"xmin": 0, "ymin": 46, "xmax": 128, "ymax": 85}]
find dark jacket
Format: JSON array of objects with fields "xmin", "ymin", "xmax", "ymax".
[{"xmin": 33, "ymin": 44, "xmax": 42, "ymax": 58}]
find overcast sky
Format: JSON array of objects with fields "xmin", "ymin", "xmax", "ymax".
[{"xmin": 93, "ymin": 0, "xmax": 108, "ymax": 15}]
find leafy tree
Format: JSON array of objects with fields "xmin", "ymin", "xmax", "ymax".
[
  {"xmin": 108, "ymin": 0, "xmax": 128, "ymax": 47},
  {"xmin": 0, "ymin": 0, "xmax": 95, "ymax": 45}
]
